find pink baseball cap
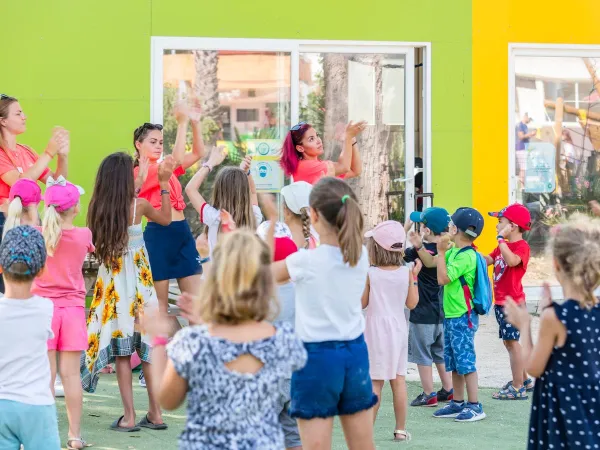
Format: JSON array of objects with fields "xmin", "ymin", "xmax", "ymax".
[
  {"xmin": 364, "ymin": 220, "xmax": 406, "ymax": 252},
  {"xmin": 45, "ymin": 176, "xmax": 84, "ymax": 212},
  {"xmin": 9, "ymin": 179, "xmax": 42, "ymax": 207}
]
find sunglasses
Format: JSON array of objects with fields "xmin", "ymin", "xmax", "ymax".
[
  {"xmin": 290, "ymin": 121, "xmax": 307, "ymax": 131},
  {"xmin": 0, "ymin": 94, "xmax": 16, "ymax": 101}
]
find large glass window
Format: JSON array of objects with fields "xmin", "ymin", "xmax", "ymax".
[{"xmin": 512, "ymin": 55, "xmax": 600, "ymax": 284}]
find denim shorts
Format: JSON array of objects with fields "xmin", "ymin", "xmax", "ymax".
[
  {"xmin": 444, "ymin": 313, "xmax": 478, "ymax": 376},
  {"xmin": 494, "ymin": 305, "xmax": 521, "ymax": 341},
  {"xmin": 0, "ymin": 399, "xmax": 60, "ymax": 449},
  {"xmin": 290, "ymin": 334, "xmax": 378, "ymax": 419}
]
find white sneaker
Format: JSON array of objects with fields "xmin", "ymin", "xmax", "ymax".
[
  {"xmin": 54, "ymin": 377, "xmax": 65, "ymax": 398},
  {"xmin": 139, "ymin": 371, "xmax": 146, "ymax": 388}
]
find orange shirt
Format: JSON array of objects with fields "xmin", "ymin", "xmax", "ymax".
[
  {"xmin": 293, "ymin": 160, "xmax": 346, "ymax": 185},
  {"xmin": 134, "ymin": 163, "xmax": 186, "ymax": 211},
  {"xmin": 0, "ymin": 145, "xmax": 49, "ymax": 205}
]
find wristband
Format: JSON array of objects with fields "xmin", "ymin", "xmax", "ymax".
[
  {"xmin": 413, "ymin": 282, "xmax": 418, "ymax": 286},
  {"xmin": 246, "ymin": 169, "xmax": 251, "ymax": 176},
  {"xmin": 497, "ymin": 235, "xmax": 506, "ymax": 243},
  {"xmin": 45, "ymin": 150, "xmax": 56, "ymax": 159},
  {"xmin": 202, "ymin": 162, "xmax": 213, "ymax": 173},
  {"xmin": 135, "ymin": 187, "xmax": 141, "ymax": 196},
  {"xmin": 152, "ymin": 336, "xmax": 169, "ymax": 347},
  {"xmin": 199, "ymin": 257, "xmax": 210, "ymax": 265},
  {"xmin": 160, "ymin": 189, "xmax": 169, "ymax": 196}
]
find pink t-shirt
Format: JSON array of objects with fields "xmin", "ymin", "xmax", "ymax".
[
  {"xmin": 32, "ymin": 227, "xmax": 95, "ymax": 308},
  {"xmin": 293, "ymin": 160, "xmax": 346, "ymax": 185},
  {"xmin": 0, "ymin": 145, "xmax": 50, "ymax": 205}
]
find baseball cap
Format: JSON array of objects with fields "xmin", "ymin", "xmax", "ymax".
[
  {"xmin": 451, "ymin": 207, "xmax": 485, "ymax": 238},
  {"xmin": 45, "ymin": 176, "xmax": 84, "ymax": 213},
  {"xmin": 0, "ymin": 225, "xmax": 46, "ymax": 277},
  {"xmin": 9, "ymin": 179, "xmax": 42, "ymax": 207},
  {"xmin": 364, "ymin": 220, "xmax": 406, "ymax": 252},
  {"xmin": 256, "ymin": 220, "xmax": 293, "ymax": 241},
  {"xmin": 281, "ymin": 181, "xmax": 312, "ymax": 215},
  {"xmin": 488, "ymin": 204, "xmax": 532, "ymax": 231},
  {"xmin": 409, "ymin": 207, "xmax": 451, "ymax": 234},
  {"xmin": 273, "ymin": 237, "xmax": 298, "ymax": 262}
]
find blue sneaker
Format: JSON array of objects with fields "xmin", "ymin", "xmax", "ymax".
[
  {"xmin": 433, "ymin": 400, "xmax": 465, "ymax": 418},
  {"xmin": 455, "ymin": 402, "xmax": 486, "ymax": 422}
]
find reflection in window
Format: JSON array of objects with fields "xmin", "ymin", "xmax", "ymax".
[{"xmin": 513, "ymin": 56, "xmax": 600, "ymax": 284}]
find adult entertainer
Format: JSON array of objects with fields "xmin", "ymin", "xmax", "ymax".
[
  {"xmin": 280, "ymin": 121, "xmax": 365, "ymax": 185},
  {"xmin": 0, "ymin": 94, "xmax": 69, "ymax": 291},
  {"xmin": 133, "ymin": 104, "xmax": 205, "ymax": 333}
]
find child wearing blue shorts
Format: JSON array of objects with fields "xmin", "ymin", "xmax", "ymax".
[
  {"xmin": 272, "ymin": 178, "xmax": 378, "ymax": 449},
  {"xmin": 433, "ymin": 207, "xmax": 486, "ymax": 422}
]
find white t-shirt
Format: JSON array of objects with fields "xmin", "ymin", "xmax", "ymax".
[
  {"xmin": 286, "ymin": 244, "xmax": 369, "ymax": 342},
  {"xmin": 0, "ymin": 296, "xmax": 54, "ymax": 405},
  {"xmin": 200, "ymin": 203, "xmax": 263, "ymax": 255}
]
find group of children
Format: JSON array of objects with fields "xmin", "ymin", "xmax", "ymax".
[{"xmin": 0, "ymin": 117, "xmax": 598, "ymax": 450}]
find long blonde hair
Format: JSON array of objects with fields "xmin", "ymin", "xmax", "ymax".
[
  {"xmin": 197, "ymin": 230, "xmax": 276, "ymax": 324},
  {"xmin": 42, "ymin": 205, "xmax": 65, "ymax": 256},
  {"xmin": 551, "ymin": 214, "xmax": 600, "ymax": 309},
  {"xmin": 3, "ymin": 197, "xmax": 37, "ymax": 238}
]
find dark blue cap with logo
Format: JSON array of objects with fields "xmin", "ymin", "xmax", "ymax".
[
  {"xmin": 409, "ymin": 207, "xmax": 451, "ymax": 234},
  {"xmin": 451, "ymin": 207, "xmax": 485, "ymax": 238}
]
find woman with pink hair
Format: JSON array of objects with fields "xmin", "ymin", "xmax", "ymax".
[{"xmin": 280, "ymin": 121, "xmax": 366, "ymax": 185}]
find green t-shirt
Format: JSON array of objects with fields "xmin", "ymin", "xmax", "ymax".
[{"xmin": 443, "ymin": 247, "xmax": 476, "ymax": 318}]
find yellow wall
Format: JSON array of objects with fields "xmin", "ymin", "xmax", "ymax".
[{"xmin": 472, "ymin": 1, "xmax": 600, "ymax": 252}]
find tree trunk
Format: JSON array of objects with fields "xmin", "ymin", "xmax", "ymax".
[{"xmin": 194, "ymin": 50, "xmax": 220, "ymax": 145}]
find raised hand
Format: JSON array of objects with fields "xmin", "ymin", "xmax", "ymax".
[
  {"xmin": 177, "ymin": 292, "xmax": 202, "ymax": 325},
  {"xmin": 173, "ymin": 101, "xmax": 190, "ymax": 124},
  {"xmin": 56, "ymin": 128, "xmax": 70, "ymax": 156},
  {"xmin": 259, "ymin": 193, "xmax": 278, "ymax": 221},
  {"xmin": 239, "ymin": 154, "xmax": 253, "ymax": 173},
  {"xmin": 345, "ymin": 121, "xmax": 367, "ymax": 139},
  {"xmin": 436, "ymin": 234, "xmax": 451, "ymax": 254},
  {"xmin": 46, "ymin": 127, "xmax": 69, "ymax": 157},
  {"xmin": 207, "ymin": 145, "xmax": 228, "ymax": 168},
  {"xmin": 135, "ymin": 155, "xmax": 150, "ymax": 189},
  {"xmin": 158, "ymin": 155, "xmax": 176, "ymax": 183},
  {"xmin": 412, "ymin": 259, "xmax": 423, "ymax": 278}
]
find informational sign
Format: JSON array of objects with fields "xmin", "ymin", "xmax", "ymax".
[
  {"xmin": 523, "ymin": 142, "xmax": 556, "ymax": 194},
  {"xmin": 246, "ymin": 139, "xmax": 284, "ymax": 193}
]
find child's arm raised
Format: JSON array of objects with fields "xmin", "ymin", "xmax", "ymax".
[
  {"xmin": 408, "ymin": 230, "xmax": 437, "ymax": 268},
  {"xmin": 170, "ymin": 103, "xmax": 190, "ymax": 169},
  {"xmin": 139, "ymin": 156, "xmax": 175, "ymax": 226},
  {"xmin": 436, "ymin": 235, "xmax": 452, "ymax": 286},
  {"xmin": 497, "ymin": 224, "xmax": 523, "ymax": 267},
  {"xmin": 406, "ymin": 260, "xmax": 422, "ymax": 310},
  {"xmin": 240, "ymin": 155, "xmax": 259, "ymax": 206},
  {"xmin": 181, "ymin": 99, "xmax": 207, "ymax": 169},
  {"xmin": 185, "ymin": 146, "xmax": 227, "ymax": 213},
  {"xmin": 361, "ymin": 276, "xmax": 370, "ymax": 309}
]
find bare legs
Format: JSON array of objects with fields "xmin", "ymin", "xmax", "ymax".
[
  {"xmin": 417, "ymin": 363, "xmax": 453, "ymax": 394},
  {"xmin": 503, "ymin": 340, "xmax": 526, "ymax": 388},
  {"xmin": 154, "ymin": 279, "xmax": 180, "ymax": 336}
]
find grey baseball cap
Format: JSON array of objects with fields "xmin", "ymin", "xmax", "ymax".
[{"xmin": 0, "ymin": 225, "xmax": 46, "ymax": 277}]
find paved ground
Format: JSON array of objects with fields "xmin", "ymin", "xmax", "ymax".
[{"xmin": 56, "ymin": 314, "xmax": 536, "ymax": 449}]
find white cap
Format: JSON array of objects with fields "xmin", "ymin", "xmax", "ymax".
[{"xmin": 281, "ymin": 181, "xmax": 312, "ymax": 215}]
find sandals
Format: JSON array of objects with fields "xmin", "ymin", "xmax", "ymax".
[
  {"xmin": 393, "ymin": 430, "xmax": 412, "ymax": 442},
  {"xmin": 67, "ymin": 437, "xmax": 89, "ymax": 449},
  {"xmin": 492, "ymin": 383, "xmax": 528, "ymax": 400},
  {"xmin": 137, "ymin": 413, "xmax": 168, "ymax": 430},
  {"xmin": 110, "ymin": 415, "xmax": 140, "ymax": 432}
]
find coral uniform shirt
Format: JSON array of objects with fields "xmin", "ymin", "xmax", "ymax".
[
  {"xmin": 0, "ymin": 145, "xmax": 49, "ymax": 205},
  {"xmin": 134, "ymin": 164, "xmax": 186, "ymax": 211},
  {"xmin": 293, "ymin": 160, "xmax": 346, "ymax": 185}
]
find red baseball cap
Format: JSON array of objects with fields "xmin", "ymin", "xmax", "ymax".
[
  {"xmin": 488, "ymin": 204, "xmax": 531, "ymax": 231},
  {"xmin": 273, "ymin": 237, "xmax": 298, "ymax": 262},
  {"xmin": 9, "ymin": 179, "xmax": 42, "ymax": 207}
]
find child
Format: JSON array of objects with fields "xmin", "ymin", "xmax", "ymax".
[
  {"xmin": 279, "ymin": 121, "xmax": 365, "ymax": 184},
  {"xmin": 82, "ymin": 152, "xmax": 174, "ymax": 432},
  {"xmin": 144, "ymin": 230, "xmax": 307, "ymax": 450},
  {"xmin": 31, "ymin": 176, "xmax": 93, "ymax": 450},
  {"xmin": 486, "ymin": 204, "xmax": 533, "ymax": 400},
  {"xmin": 362, "ymin": 220, "xmax": 421, "ymax": 441},
  {"xmin": 0, "ymin": 226, "xmax": 60, "ymax": 449},
  {"xmin": 405, "ymin": 207, "xmax": 454, "ymax": 407},
  {"xmin": 433, "ymin": 207, "xmax": 486, "ymax": 422},
  {"xmin": 272, "ymin": 177, "xmax": 377, "ymax": 449},
  {"xmin": 504, "ymin": 215, "xmax": 600, "ymax": 449},
  {"xmin": 3, "ymin": 178, "xmax": 41, "ymax": 236},
  {"xmin": 185, "ymin": 146, "xmax": 263, "ymax": 256}
]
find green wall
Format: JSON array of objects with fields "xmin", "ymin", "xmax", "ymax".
[{"xmin": 1, "ymin": 0, "xmax": 472, "ymax": 223}]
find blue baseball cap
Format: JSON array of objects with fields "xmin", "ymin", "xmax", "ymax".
[
  {"xmin": 409, "ymin": 207, "xmax": 451, "ymax": 234},
  {"xmin": 451, "ymin": 207, "xmax": 485, "ymax": 238}
]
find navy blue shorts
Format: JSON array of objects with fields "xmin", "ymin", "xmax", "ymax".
[
  {"xmin": 144, "ymin": 220, "xmax": 202, "ymax": 281},
  {"xmin": 290, "ymin": 334, "xmax": 378, "ymax": 419},
  {"xmin": 444, "ymin": 313, "xmax": 478, "ymax": 376},
  {"xmin": 494, "ymin": 305, "xmax": 520, "ymax": 341}
]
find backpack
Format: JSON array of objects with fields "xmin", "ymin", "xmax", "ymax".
[{"xmin": 456, "ymin": 246, "xmax": 493, "ymax": 327}]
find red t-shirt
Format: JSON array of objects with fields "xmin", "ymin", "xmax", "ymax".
[
  {"xmin": 293, "ymin": 160, "xmax": 346, "ymax": 185},
  {"xmin": 489, "ymin": 240, "xmax": 530, "ymax": 305},
  {"xmin": 134, "ymin": 164, "xmax": 186, "ymax": 211},
  {"xmin": 0, "ymin": 145, "xmax": 50, "ymax": 205}
]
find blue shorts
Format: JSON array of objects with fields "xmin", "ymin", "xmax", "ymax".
[
  {"xmin": 290, "ymin": 334, "xmax": 378, "ymax": 419},
  {"xmin": 494, "ymin": 305, "xmax": 521, "ymax": 341},
  {"xmin": 444, "ymin": 313, "xmax": 478, "ymax": 376},
  {"xmin": 144, "ymin": 220, "xmax": 202, "ymax": 281},
  {"xmin": 0, "ymin": 400, "xmax": 60, "ymax": 449}
]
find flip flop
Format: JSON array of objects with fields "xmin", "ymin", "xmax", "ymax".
[
  {"xmin": 110, "ymin": 416, "xmax": 141, "ymax": 432},
  {"xmin": 137, "ymin": 414, "xmax": 168, "ymax": 430}
]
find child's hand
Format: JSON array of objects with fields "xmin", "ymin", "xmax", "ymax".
[
  {"xmin": 259, "ymin": 194, "xmax": 278, "ymax": 221},
  {"xmin": 538, "ymin": 282, "xmax": 553, "ymax": 312},
  {"xmin": 158, "ymin": 155, "xmax": 176, "ymax": 183},
  {"xmin": 196, "ymin": 233, "xmax": 210, "ymax": 258},
  {"xmin": 177, "ymin": 292, "xmax": 202, "ymax": 325},
  {"xmin": 436, "ymin": 234, "xmax": 451, "ymax": 253},
  {"xmin": 412, "ymin": 259, "xmax": 423, "ymax": 278},
  {"xmin": 345, "ymin": 121, "xmax": 367, "ymax": 139},
  {"xmin": 136, "ymin": 155, "xmax": 150, "ymax": 189},
  {"xmin": 498, "ymin": 223, "xmax": 512, "ymax": 238},
  {"xmin": 140, "ymin": 307, "xmax": 172, "ymax": 340},
  {"xmin": 590, "ymin": 200, "xmax": 600, "ymax": 217},
  {"xmin": 220, "ymin": 209, "xmax": 236, "ymax": 233},
  {"xmin": 239, "ymin": 155, "xmax": 253, "ymax": 173},
  {"xmin": 504, "ymin": 297, "xmax": 530, "ymax": 331},
  {"xmin": 408, "ymin": 230, "xmax": 422, "ymax": 249},
  {"xmin": 173, "ymin": 101, "xmax": 190, "ymax": 124},
  {"xmin": 207, "ymin": 145, "xmax": 228, "ymax": 168}
]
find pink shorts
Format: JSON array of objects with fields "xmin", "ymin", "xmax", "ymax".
[{"xmin": 47, "ymin": 306, "xmax": 88, "ymax": 352}]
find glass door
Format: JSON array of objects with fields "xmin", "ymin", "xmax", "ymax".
[{"xmin": 297, "ymin": 46, "xmax": 415, "ymax": 227}]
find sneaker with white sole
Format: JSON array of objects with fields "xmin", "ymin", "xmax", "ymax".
[
  {"xmin": 54, "ymin": 378, "xmax": 65, "ymax": 398},
  {"xmin": 139, "ymin": 370, "xmax": 146, "ymax": 388},
  {"xmin": 455, "ymin": 402, "xmax": 486, "ymax": 422},
  {"xmin": 433, "ymin": 400, "xmax": 464, "ymax": 418}
]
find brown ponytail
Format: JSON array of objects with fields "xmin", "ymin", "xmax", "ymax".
[
  {"xmin": 300, "ymin": 207, "xmax": 311, "ymax": 249},
  {"xmin": 309, "ymin": 177, "xmax": 364, "ymax": 266}
]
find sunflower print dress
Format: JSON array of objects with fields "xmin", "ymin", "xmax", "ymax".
[{"xmin": 81, "ymin": 200, "xmax": 159, "ymax": 393}]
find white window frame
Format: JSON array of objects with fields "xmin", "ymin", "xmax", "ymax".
[{"xmin": 508, "ymin": 44, "xmax": 600, "ymax": 202}]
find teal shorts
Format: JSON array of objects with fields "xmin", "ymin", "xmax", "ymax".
[{"xmin": 0, "ymin": 399, "xmax": 60, "ymax": 450}]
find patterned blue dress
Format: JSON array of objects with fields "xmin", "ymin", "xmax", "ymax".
[
  {"xmin": 167, "ymin": 322, "xmax": 307, "ymax": 450},
  {"xmin": 528, "ymin": 300, "xmax": 600, "ymax": 449}
]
